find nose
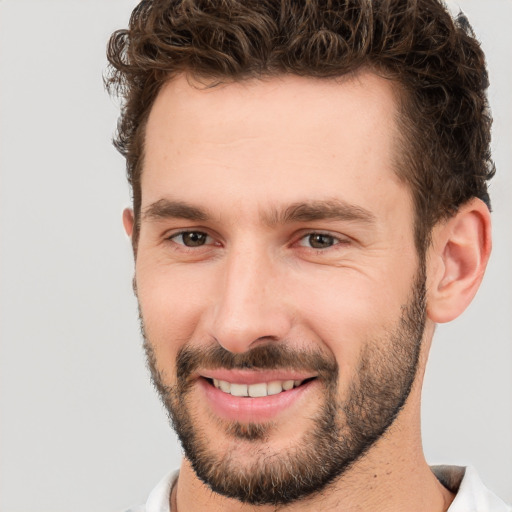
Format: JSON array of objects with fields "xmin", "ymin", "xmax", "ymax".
[{"xmin": 207, "ymin": 244, "xmax": 293, "ymax": 354}]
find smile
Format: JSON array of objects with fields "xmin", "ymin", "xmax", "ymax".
[
  {"xmin": 199, "ymin": 372, "xmax": 318, "ymax": 423},
  {"xmin": 211, "ymin": 378, "xmax": 307, "ymax": 397}
]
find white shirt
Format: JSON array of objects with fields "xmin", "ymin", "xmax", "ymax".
[{"xmin": 125, "ymin": 466, "xmax": 511, "ymax": 512}]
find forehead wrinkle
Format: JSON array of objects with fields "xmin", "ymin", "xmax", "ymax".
[{"xmin": 262, "ymin": 199, "xmax": 377, "ymax": 227}]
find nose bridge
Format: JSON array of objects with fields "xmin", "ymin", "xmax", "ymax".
[{"xmin": 210, "ymin": 238, "xmax": 290, "ymax": 353}]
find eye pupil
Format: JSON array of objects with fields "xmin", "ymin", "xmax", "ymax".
[
  {"xmin": 183, "ymin": 232, "xmax": 207, "ymax": 246},
  {"xmin": 309, "ymin": 234, "xmax": 334, "ymax": 249}
]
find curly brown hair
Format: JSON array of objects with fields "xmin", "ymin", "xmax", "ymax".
[{"xmin": 105, "ymin": 0, "xmax": 494, "ymax": 253}]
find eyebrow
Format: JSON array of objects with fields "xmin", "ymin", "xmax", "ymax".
[
  {"xmin": 141, "ymin": 198, "xmax": 376, "ymax": 226},
  {"xmin": 142, "ymin": 199, "xmax": 209, "ymax": 222},
  {"xmin": 264, "ymin": 199, "xmax": 376, "ymax": 226}
]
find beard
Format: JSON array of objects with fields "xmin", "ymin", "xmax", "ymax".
[{"xmin": 141, "ymin": 267, "xmax": 426, "ymax": 506}]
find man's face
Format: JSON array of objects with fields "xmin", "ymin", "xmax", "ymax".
[{"xmin": 134, "ymin": 72, "xmax": 426, "ymax": 505}]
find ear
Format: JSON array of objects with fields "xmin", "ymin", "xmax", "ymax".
[
  {"xmin": 426, "ymin": 198, "xmax": 492, "ymax": 324},
  {"xmin": 123, "ymin": 208, "xmax": 135, "ymax": 238}
]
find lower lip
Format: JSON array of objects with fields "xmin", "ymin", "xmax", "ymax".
[{"xmin": 199, "ymin": 378, "xmax": 317, "ymax": 423}]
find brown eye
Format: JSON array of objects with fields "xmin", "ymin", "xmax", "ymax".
[
  {"xmin": 302, "ymin": 233, "xmax": 337, "ymax": 249},
  {"xmin": 172, "ymin": 231, "xmax": 211, "ymax": 247}
]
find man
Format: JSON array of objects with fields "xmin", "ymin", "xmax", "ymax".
[{"xmin": 106, "ymin": 0, "xmax": 510, "ymax": 510}]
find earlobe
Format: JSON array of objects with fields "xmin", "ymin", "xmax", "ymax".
[
  {"xmin": 426, "ymin": 198, "xmax": 492, "ymax": 324},
  {"xmin": 123, "ymin": 208, "xmax": 135, "ymax": 238}
]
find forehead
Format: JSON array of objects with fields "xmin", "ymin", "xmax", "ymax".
[{"xmin": 142, "ymin": 72, "xmax": 408, "ymax": 220}]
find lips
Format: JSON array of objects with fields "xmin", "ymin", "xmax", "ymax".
[{"xmin": 198, "ymin": 370, "xmax": 318, "ymax": 422}]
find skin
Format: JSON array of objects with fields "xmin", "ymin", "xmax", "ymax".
[{"xmin": 123, "ymin": 71, "xmax": 491, "ymax": 511}]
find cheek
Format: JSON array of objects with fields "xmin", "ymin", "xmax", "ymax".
[
  {"xmin": 136, "ymin": 260, "xmax": 213, "ymax": 364},
  {"xmin": 290, "ymin": 269, "xmax": 413, "ymax": 380}
]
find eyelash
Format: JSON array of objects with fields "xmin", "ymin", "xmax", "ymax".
[
  {"xmin": 297, "ymin": 232, "xmax": 346, "ymax": 250},
  {"xmin": 167, "ymin": 230, "xmax": 217, "ymax": 248},
  {"xmin": 166, "ymin": 230, "xmax": 348, "ymax": 251}
]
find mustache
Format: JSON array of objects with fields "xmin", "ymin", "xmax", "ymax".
[{"xmin": 175, "ymin": 342, "xmax": 338, "ymax": 383}]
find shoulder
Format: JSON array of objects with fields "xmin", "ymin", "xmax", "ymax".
[
  {"xmin": 121, "ymin": 470, "xmax": 179, "ymax": 512},
  {"xmin": 432, "ymin": 465, "xmax": 511, "ymax": 512}
]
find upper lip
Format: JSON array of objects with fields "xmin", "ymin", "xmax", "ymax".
[{"xmin": 198, "ymin": 369, "xmax": 317, "ymax": 385}]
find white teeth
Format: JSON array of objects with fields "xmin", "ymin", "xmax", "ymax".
[
  {"xmin": 230, "ymin": 383, "xmax": 248, "ymax": 397},
  {"xmin": 213, "ymin": 378, "xmax": 305, "ymax": 397},
  {"xmin": 248, "ymin": 382, "xmax": 268, "ymax": 398},
  {"xmin": 219, "ymin": 380, "xmax": 231, "ymax": 393},
  {"xmin": 282, "ymin": 380, "xmax": 294, "ymax": 391},
  {"xmin": 267, "ymin": 381, "xmax": 283, "ymax": 395}
]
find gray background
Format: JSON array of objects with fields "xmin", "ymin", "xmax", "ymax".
[{"xmin": 0, "ymin": 1, "xmax": 510, "ymax": 510}]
